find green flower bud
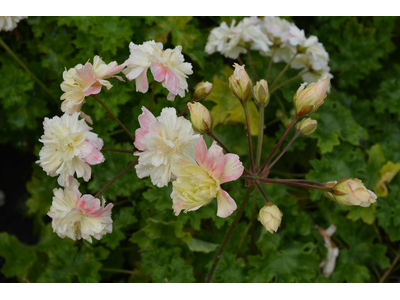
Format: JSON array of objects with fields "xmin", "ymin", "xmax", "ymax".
[
  {"xmin": 188, "ymin": 102, "xmax": 213, "ymax": 133},
  {"xmin": 296, "ymin": 118, "xmax": 317, "ymax": 136},
  {"xmin": 252, "ymin": 79, "xmax": 270, "ymax": 107},
  {"xmin": 293, "ymin": 73, "xmax": 330, "ymax": 117},
  {"xmin": 229, "ymin": 63, "xmax": 252, "ymax": 104},
  {"xmin": 193, "ymin": 81, "xmax": 212, "ymax": 102},
  {"xmin": 258, "ymin": 203, "xmax": 283, "ymax": 233},
  {"xmin": 324, "ymin": 178, "xmax": 377, "ymax": 207}
]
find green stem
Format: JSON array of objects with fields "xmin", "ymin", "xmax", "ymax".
[
  {"xmin": 258, "ymin": 117, "xmax": 298, "ymax": 175},
  {"xmin": 247, "ymin": 49, "xmax": 258, "ymax": 81},
  {"xmin": 94, "ymin": 159, "xmax": 138, "ymax": 198},
  {"xmin": 178, "ymin": 97, "xmax": 196, "ymax": 117},
  {"xmin": 92, "ymin": 95, "xmax": 135, "ymax": 142},
  {"xmin": 250, "ymin": 192, "xmax": 257, "ymax": 254},
  {"xmin": 207, "ymin": 131, "xmax": 231, "ymax": 154},
  {"xmin": 266, "ymin": 48, "xmax": 276, "ymax": 81},
  {"xmin": 256, "ymin": 104, "xmax": 265, "ymax": 169},
  {"xmin": 255, "ymin": 180, "xmax": 269, "ymax": 203},
  {"xmin": 268, "ymin": 178, "xmax": 326, "ymax": 186},
  {"xmin": 263, "ymin": 131, "xmax": 300, "ymax": 175},
  {"xmin": 269, "ymin": 53, "xmax": 298, "ymax": 89},
  {"xmin": 243, "ymin": 102, "xmax": 255, "ymax": 172},
  {"xmin": 269, "ymin": 170, "xmax": 308, "ymax": 178},
  {"xmin": 148, "ymin": 81, "xmax": 157, "ymax": 111},
  {"xmin": 236, "ymin": 221, "xmax": 251, "ymax": 255},
  {"xmin": 178, "ymin": 105, "xmax": 189, "ymax": 117},
  {"xmin": 0, "ymin": 37, "xmax": 56, "ymax": 102},
  {"xmin": 380, "ymin": 254, "xmax": 400, "ymax": 283},
  {"xmin": 270, "ymin": 70, "xmax": 307, "ymax": 95},
  {"xmin": 205, "ymin": 186, "xmax": 255, "ymax": 283},
  {"xmin": 258, "ymin": 178, "xmax": 331, "ymax": 192}
]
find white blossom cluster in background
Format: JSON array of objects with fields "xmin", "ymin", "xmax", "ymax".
[
  {"xmin": 205, "ymin": 16, "xmax": 332, "ymax": 83},
  {"xmin": 0, "ymin": 16, "xmax": 26, "ymax": 32},
  {"xmin": 37, "ymin": 40, "xmax": 195, "ymax": 243}
]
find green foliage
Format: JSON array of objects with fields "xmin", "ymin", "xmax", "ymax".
[
  {"xmin": 0, "ymin": 233, "xmax": 36, "ymax": 279},
  {"xmin": 141, "ymin": 247, "xmax": 195, "ymax": 283},
  {"xmin": 1, "ymin": 16, "xmax": 400, "ymax": 283}
]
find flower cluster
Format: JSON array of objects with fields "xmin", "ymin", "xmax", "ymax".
[
  {"xmin": 35, "ymin": 19, "xmax": 376, "ymax": 251},
  {"xmin": 38, "ymin": 40, "xmax": 197, "ymax": 242},
  {"xmin": 0, "ymin": 16, "xmax": 26, "ymax": 32},
  {"xmin": 205, "ymin": 16, "xmax": 332, "ymax": 83},
  {"xmin": 124, "ymin": 41, "xmax": 193, "ymax": 100}
]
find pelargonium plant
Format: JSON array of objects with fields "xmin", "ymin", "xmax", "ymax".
[{"xmin": 35, "ymin": 16, "xmax": 377, "ymax": 282}]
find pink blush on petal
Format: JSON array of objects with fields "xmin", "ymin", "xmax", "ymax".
[
  {"xmin": 134, "ymin": 128, "xmax": 148, "ymax": 151},
  {"xmin": 76, "ymin": 63, "xmax": 96, "ymax": 84},
  {"xmin": 83, "ymin": 83, "xmax": 102, "ymax": 96},
  {"xmin": 195, "ymin": 136, "xmax": 208, "ymax": 167},
  {"xmin": 83, "ymin": 146, "xmax": 105, "ymax": 165},
  {"xmin": 138, "ymin": 106, "xmax": 156, "ymax": 131},
  {"xmin": 151, "ymin": 62, "xmax": 168, "ymax": 82},
  {"xmin": 135, "ymin": 70, "xmax": 149, "ymax": 93},
  {"xmin": 164, "ymin": 70, "xmax": 179, "ymax": 95}
]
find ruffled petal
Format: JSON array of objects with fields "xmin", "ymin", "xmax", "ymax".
[
  {"xmin": 217, "ymin": 189, "xmax": 237, "ymax": 218},
  {"xmin": 220, "ymin": 153, "xmax": 244, "ymax": 183}
]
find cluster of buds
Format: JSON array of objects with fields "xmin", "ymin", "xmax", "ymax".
[{"xmin": 188, "ymin": 81, "xmax": 214, "ymax": 134}]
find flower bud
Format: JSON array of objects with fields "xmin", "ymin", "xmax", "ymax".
[
  {"xmin": 257, "ymin": 203, "xmax": 283, "ymax": 233},
  {"xmin": 193, "ymin": 81, "xmax": 212, "ymax": 102},
  {"xmin": 293, "ymin": 73, "xmax": 330, "ymax": 117},
  {"xmin": 296, "ymin": 118, "xmax": 317, "ymax": 136},
  {"xmin": 324, "ymin": 178, "xmax": 377, "ymax": 207},
  {"xmin": 252, "ymin": 79, "xmax": 269, "ymax": 107},
  {"xmin": 229, "ymin": 63, "xmax": 252, "ymax": 104},
  {"xmin": 188, "ymin": 102, "xmax": 213, "ymax": 133}
]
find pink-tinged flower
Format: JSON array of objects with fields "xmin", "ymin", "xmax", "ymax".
[
  {"xmin": 48, "ymin": 182, "xmax": 113, "ymax": 243},
  {"xmin": 134, "ymin": 107, "xmax": 199, "ymax": 187},
  {"xmin": 60, "ymin": 56, "xmax": 126, "ymax": 121},
  {"xmin": 123, "ymin": 41, "xmax": 163, "ymax": 93},
  {"xmin": 150, "ymin": 45, "xmax": 193, "ymax": 101},
  {"xmin": 37, "ymin": 112, "xmax": 105, "ymax": 187},
  {"xmin": 171, "ymin": 136, "xmax": 244, "ymax": 218}
]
